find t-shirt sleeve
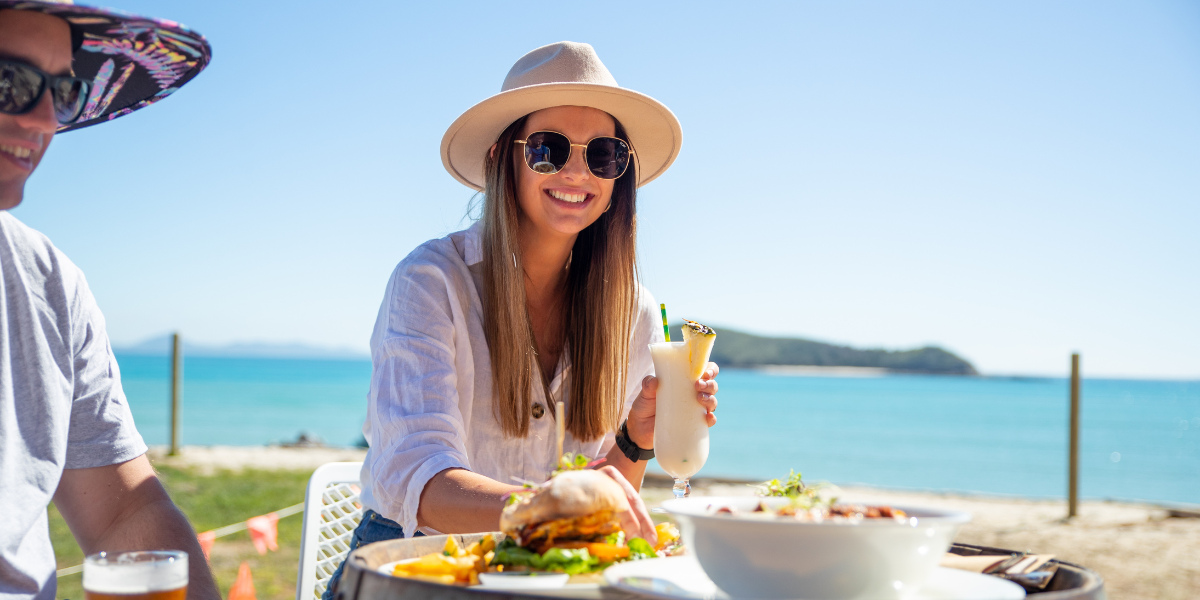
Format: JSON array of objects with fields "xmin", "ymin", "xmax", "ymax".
[{"xmin": 64, "ymin": 273, "xmax": 147, "ymax": 469}]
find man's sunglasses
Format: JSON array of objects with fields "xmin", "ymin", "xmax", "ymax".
[
  {"xmin": 513, "ymin": 131, "xmax": 634, "ymax": 180},
  {"xmin": 0, "ymin": 59, "xmax": 92, "ymax": 125}
]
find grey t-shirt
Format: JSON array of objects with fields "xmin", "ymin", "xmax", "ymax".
[{"xmin": 0, "ymin": 212, "xmax": 147, "ymax": 600}]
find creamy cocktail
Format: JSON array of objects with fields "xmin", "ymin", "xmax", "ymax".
[{"xmin": 651, "ymin": 320, "xmax": 716, "ymax": 499}]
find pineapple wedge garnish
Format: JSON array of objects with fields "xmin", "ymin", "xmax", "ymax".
[{"xmin": 680, "ymin": 319, "xmax": 717, "ymax": 380}]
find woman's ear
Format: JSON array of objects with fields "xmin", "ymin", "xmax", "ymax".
[{"xmin": 489, "ymin": 143, "xmax": 498, "ymax": 159}]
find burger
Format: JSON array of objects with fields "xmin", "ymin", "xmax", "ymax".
[{"xmin": 491, "ymin": 470, "xmax": 660, "ymax": 576}]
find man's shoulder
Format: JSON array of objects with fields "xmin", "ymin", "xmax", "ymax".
[
  {"xmin": 0, "ymin": 212, "xmax": 90, "ymax": 312},
  {"xmin": 0, "ymin": 212, "xmax": 83, "ymax": 277},
  {"xmin": 1, "ymin": 211, "xmax": 55, "ymax": 251}
]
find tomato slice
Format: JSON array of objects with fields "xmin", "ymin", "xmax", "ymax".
[{"xmin": 552, "ymin": 541, "xmax": 630, "ymax": 561}]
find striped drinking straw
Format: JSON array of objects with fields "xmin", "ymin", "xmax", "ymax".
[{"xmin": 660, "ymin": 304, "xmax": 671, "ymax": 342}]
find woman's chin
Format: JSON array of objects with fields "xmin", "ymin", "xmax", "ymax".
[{"xmin": 540, "ymin": 208, "xmax": 603, "ymax": 236}]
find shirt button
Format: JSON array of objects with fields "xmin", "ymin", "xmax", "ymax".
[{"xmin": 532, "ymin": 403, "xmax": 545, "ymax": 419}]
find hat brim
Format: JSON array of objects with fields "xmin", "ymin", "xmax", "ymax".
[
  {"xmin": 0, "ymin": 1, "xmax": 211, "ymax": 133},
  {"xmin": 441, "ymin": 83, "xmax": 682, "ymax": 191}
]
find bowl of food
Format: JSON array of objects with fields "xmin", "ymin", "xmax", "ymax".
[{"xmin": 662, "ymin": 474, "xmax": 970, "ymax": 600}]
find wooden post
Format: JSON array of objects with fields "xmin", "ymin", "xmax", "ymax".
[
  {"xmin": 169, "ymin": 332, "xmax": 182, "ymax": 456},
  {"xmin": 1068, "ymin": 352, "xmax": 1080, "ymax": 518}
]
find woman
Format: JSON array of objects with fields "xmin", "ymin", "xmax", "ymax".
[{"xmin": 323, "ymin": 41, "xmax": 719, "ymax": 596}]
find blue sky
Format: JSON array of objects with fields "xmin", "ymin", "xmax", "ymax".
[{"xmin": 11, "ymin": 0, "xmax": 1199, "ymax": 378}]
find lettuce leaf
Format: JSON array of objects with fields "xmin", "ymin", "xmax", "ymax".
[
  {"xmin": 627, "ymin": 537, "xmax": 656, "ymax": 560},
  {"xmin": 492, "ymin": 539, "xmax": 601, "ymax": 574}
]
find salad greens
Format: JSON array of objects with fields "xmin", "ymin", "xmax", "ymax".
[
  {"xmin": 493, "ymin": 539, "xmax": 600, "ymax": 575},
  {"xmin": 756, "ymin": 469, "xmax": 839, "ymax": 510},
  {"xmin": 626, "ymin": 537, "xmax": 656, "ymax": 560},
  {"xmin": 491, "ymin": 536, "xmax": 657, "ymax": 574},
  {"xmin": 551, "ymin": 452, "xmax": 604, "ymax": 477}
]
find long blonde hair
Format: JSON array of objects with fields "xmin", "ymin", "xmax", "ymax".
[{"xmin": 480, "ymin": 114, "xmax": 639, "ymax": 442}]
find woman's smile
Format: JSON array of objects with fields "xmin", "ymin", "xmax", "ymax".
[{"xmin": 544, "ymin": 186, "xmax": 594, "ymax": 208}]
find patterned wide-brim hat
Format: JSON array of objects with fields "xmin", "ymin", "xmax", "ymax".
[{"xmin": 0, "ymin": 0, "xmax": 211, "ymax": 133}]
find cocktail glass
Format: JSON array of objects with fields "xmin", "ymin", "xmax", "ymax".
[{"xmin": 650, "ymin": 332, "xmax": 715, "ymax": 499}]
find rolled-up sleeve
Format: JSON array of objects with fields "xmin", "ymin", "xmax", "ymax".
[
  {"xmin": 364, "ymin": 253, "xmax": 473, "ymax": 535},
  {"xmin": 598, "ymin": 286, "xmax": 664, "ymax": 458}
]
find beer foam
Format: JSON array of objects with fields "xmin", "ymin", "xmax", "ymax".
[{"xmin": 83, "ymin": 552, "xmax": 188, "ymax": 594}]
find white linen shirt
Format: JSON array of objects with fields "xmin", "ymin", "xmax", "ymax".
[{"xmin": 359, "ymin": 222, "xmax": 662, "ymax": 537}]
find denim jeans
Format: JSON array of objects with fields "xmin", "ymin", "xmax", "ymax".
[{"xmin": 321, "ymin": 509, "xmax": 421, "ymax": 600}]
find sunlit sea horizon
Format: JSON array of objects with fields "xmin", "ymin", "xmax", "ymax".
[{"xmin": 116, "ymin": 354, "xmax": 1199, "ymax": 507}]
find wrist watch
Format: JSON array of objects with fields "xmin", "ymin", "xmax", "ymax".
[{"xmin": 615, "ymin": 420, "xmax": 654, "ymax": 462}]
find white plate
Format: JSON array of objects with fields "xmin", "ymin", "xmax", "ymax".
[
  {"xmin": 378, "ymin": 560, "xmax": 600, "ymax": 596},
  {"xmin": 603, "ymin": 556, "xmax": 1025, "ymax": 600}
]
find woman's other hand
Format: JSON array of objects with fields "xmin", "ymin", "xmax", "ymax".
[
  {"xmin": 696, "ymin": 362, "xmax": 719, "ymax": 427},
  {"xmin": 627, "ymin": 361, "xmax": 721, "ymax": 448},
  {"xmin": 596, "ymin": 465, "xmax": 657, "ymax": 545}
]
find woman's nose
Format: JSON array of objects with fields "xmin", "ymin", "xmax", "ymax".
[{"xmin": 558, "ymin": 145, "xmax": 591, "ymax": 181}]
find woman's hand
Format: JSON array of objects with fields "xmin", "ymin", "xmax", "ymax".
[
  {"xmin": 626, "ymin": 362, "xmax": 721, "ymax": 449},
  {"xmin": 696, "ymin": 362, "xmax": 720, "ymax": 427},
  {"xmin": 596, "ymin": 465, "xmax": 658, "ymax": 545}
]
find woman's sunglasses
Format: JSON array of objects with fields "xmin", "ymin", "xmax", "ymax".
[
  {"xmin": 0, "ymin": 59, "xmax": 92, "ymax": 125},
  {"xmin": 513, "ymin": 131, "xmax": 634, "ymax": 180}
]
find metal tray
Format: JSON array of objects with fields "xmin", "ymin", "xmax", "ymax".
[{"xmin": 333, "ymin": 533, "xmax": 1106, "ymax": 600}]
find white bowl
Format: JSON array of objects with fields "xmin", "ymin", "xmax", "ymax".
[{"xmin": 662, "ymin": 496, "xmax": 971, "ymax": 600}]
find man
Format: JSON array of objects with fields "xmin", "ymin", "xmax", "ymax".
[{"xmin": 0, "ymin": 2, "xmax": 218, "ymax": 599}]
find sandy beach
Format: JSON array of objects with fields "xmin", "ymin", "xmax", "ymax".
[{"xmin": 149, "ymin": 447, "xmax": 1199, "ymax": 600}]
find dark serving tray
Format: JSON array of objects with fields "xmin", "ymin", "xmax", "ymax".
[{"xmin": 333, "ymin": 533, "xmax": 1106, "ymax": 600}]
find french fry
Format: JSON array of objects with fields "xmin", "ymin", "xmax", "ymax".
[
  {"xmin": 391, "ymin": 536, "xmax": 496, "ymax": 586},
  {"xmin": 405, "ymin": 574, "xmax": 456, "ymax": 585}
]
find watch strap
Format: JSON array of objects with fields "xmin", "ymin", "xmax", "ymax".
[{"xmin": 616, "ymin": 420, "xmax": 654, "ymax": 462}]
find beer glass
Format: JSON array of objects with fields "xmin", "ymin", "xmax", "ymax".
[{"xmin": 83, "ymin": 551, "xmax": 188, "ymax": 600}]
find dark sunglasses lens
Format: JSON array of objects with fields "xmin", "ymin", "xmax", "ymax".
[
  {"xmin": 51, "ymin": 78, "xmax": 89, "ymax": 124},
  {"xmin": 525, "ymin": 131, "xmax": 570, "ymax": 174},
  {"xmin": 0, "ymin": 62, "xmax": 44, "ymax": 115},
  {"xmin": 585, "ymin": 137, "xmax": 630, "ymax": 179}
]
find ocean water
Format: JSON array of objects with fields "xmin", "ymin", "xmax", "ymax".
[{"xmin": 116, "ymin": 354, "xmax": 1199, "ymax": 505}]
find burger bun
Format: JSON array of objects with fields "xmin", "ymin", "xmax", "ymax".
[{"xmin": 501, "ymin": 470, "xmax": 631, "ymax": 534}]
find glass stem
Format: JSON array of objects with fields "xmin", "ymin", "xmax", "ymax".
[{"xmin": 672, "ymin": 478, "xmax": 691, "ymax": 499}]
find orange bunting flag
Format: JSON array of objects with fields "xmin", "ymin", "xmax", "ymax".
[
  {"xmin": 197, "ymin": 530, "xmax": 216, "ymax": 560},
  {"xmin": 246, "ymin": 512, "xmax": 279, "ymax": 555},
  {"xmin": 228, "ymin": 562, "xmax": 256, "ymax": 600}
]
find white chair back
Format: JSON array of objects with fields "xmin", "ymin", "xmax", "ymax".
[{"xmin": 297, "ymin": 462, "xmax": 364, "ymax": 600}]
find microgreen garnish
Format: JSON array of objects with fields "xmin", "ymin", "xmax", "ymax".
[
  {"xmin": 755, "ymin": 469, "xmax": 839, "ymax": 511},
  {"xmin": 551, "ymin": 452, "xmax": 606, "ymax": 477}
]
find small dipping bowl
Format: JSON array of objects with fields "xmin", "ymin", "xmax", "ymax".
[
  {"xmin": 662, "ymin": 496, "xmax": 971, "ymax": 600},
  {"xmin": 477, "ymin": 571, "xmax": 569, "ymax": 590}
]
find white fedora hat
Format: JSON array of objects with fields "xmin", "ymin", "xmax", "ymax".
[{"xmin": 441, "ymin": 41, "xmax": 682, "ymax": 191}]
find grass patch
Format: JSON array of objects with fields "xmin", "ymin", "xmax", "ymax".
[{"xmin": 52, "ymin": 465, "xmax": 313, "ymax": 600}]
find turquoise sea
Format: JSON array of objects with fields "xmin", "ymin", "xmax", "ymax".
[{"xmin": 116, "ymin": 354, "xmax": 1199, "ymax": 506}]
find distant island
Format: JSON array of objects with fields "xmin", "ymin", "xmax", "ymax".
[
  {"xmin": 690, "ymin": 325, "xmax": 978, "ymax": 375},
  {"xmin": 113, "ymin": 335, "xmax": 369, "ymax": 361},
  {"xmin": 115, "ymin": 328, "xmax": 978, "ymax": 375}
]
